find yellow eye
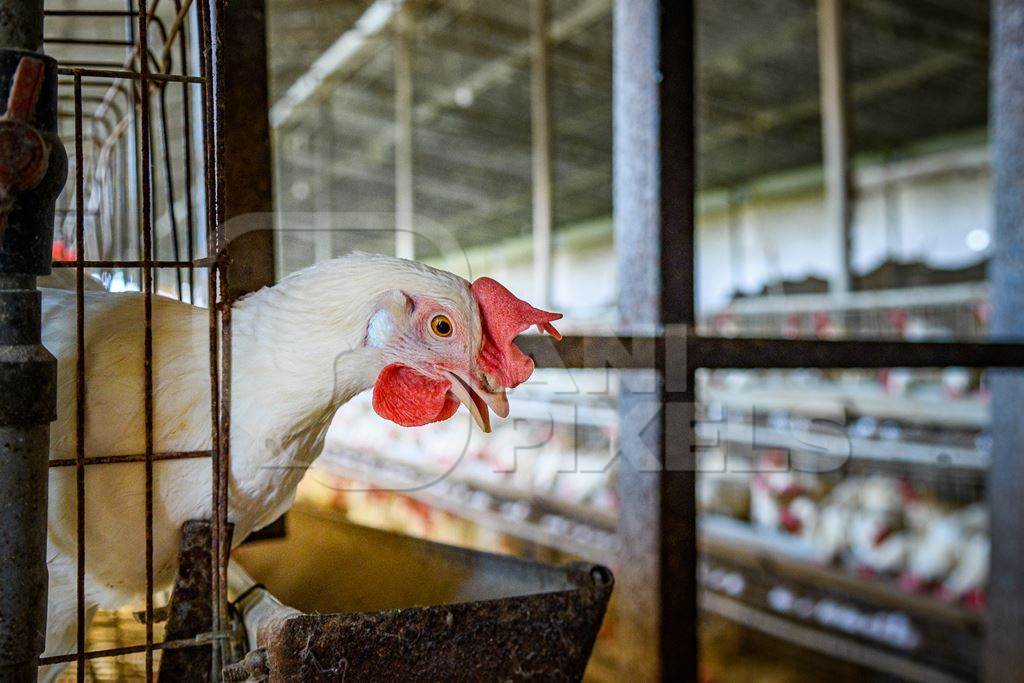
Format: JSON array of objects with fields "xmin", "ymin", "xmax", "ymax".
[{"xmin": 430, "ymin": 314, "xmax": 453, "ymax": 338}]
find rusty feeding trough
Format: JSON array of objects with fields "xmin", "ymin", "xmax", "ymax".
[{"xmin": 167, "ymin": 513, "xmax": 613, "ymax": 681}]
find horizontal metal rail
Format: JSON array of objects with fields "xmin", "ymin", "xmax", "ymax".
[
  {"xmin": 44, "ymin": 10, "xmax": 139, "ymax": 17},
  {"xmin": 37, "ymin": 634, "xmax": 221, "ymax": 666},
  {"xmin": 48, "ymin": 450, "xmax": 214, "ymax": 468},
  {"xmin": 57, "ymin": 68, "xmax": 204, "ymax": 84},
  {"xmin": 51, "ymin": 258, "xmax": 218, "ymax": 269},
  {"xmin": 45, "ymin": 37, "xmax": 134, "ymax": 47},
  {"xmin": 520, "ymin": 334, "xmax": 1024, "ymax": 370}
]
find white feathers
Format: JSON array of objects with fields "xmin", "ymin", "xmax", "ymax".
[
  {"xmin": 40, "ymin": 253, "xmax": 480, "ymax": 669},
  {"xmin": 366, "ymin": 308, "xmax": 396, "ymax": 348}
]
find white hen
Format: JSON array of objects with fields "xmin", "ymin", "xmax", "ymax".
[{"xmin": 39, "ymin": 253, "xmax": 561, "ymax": 679}]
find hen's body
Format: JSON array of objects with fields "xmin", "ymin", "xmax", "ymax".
[{"xmin": 39, "ymin": 254, "xmax": 467, "ymax": 676}]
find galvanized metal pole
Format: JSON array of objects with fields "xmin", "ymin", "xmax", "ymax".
[
  {"xmin": 985, "ymin": 0, "xmax": 1024, "ymax": 678},
  {"xmin": 530, "ymin": 0, "xmax": 554, "ymax": 310},
  {"xmin": 816, "ymin": 0, "xmax": 852, "ymax": 295},
  {"xmin": 314, "ymin": 106, "xmax": 333, "ymax": 265},
  {"xmin": 728, "ymin": 188, "xmax": 745, "ymax": 294},
  {"xmin": 613, "ymin": 0, "xmax": 697, "ymax": 679},
  {"xmin": 394, "ymin": 5, "xmax": 415, "ymax": 261},
  {"xmin": 0, "ymin": 3, "xmax": 65, "ymax": 678}
]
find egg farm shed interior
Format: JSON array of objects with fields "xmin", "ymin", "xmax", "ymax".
[{"xmin": 2, "ymin": 0, "xmax": 1024, "ymax": 681}]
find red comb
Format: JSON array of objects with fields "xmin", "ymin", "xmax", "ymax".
[{"xmin": 471, "ymin": 277, "xmax": 562, "ymax": 388}]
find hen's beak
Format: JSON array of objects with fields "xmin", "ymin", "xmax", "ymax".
[{"xmin": 444, "ymin": 371, "xmax": 509, "ymax": 433}]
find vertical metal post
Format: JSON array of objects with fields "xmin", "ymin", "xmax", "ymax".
[
  {"xmin": 394, "ymin": 4, "xmax": 415, "ymax": 261},
  {"xmin": 163, "ymin": 0, "xmax": 274, "ymax": 679},
  {"xmin": 613, "ymin": 1, "xmax": 697, "ymax": 680},
  {"xmin": 728, "ymin": 188, "xmax": 744, "ymax": 294},
  {"xmin": 220, "ymin": 0, "xmax": 276, "ymax": 299},
  {"xmin": 0, "ymin": 8, "xmax": 65, "ymax": 677},
  {"xmin": 530, "ymin": 0, "xmax": 554, "ymax": 309},
  {"xmin": 314, "ymin": 106, "xmax": 332, "ymax": 264},
  {"xmin": 985, "ymin": 0, "xmax": 1024, "ymax": 678},
  {"xmin": 817, "ymin": 0, "xmax": 852, "ymax": 295}
]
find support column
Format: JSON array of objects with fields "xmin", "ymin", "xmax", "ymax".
[
  {"xmin": 530, "ymin": 0, "xmax": 554, "ymax": 309},
  {"xmin": 613, "ymin": 1, "xmax": 697, "ymax": 680},
  {"xmin": 394, "ymin": 5, "xmax": 415, "ymax": 261},
  {"xmin": 220, "ymin": 0, "xmax": 276, "ymax": 299},
  {"xmin": 0, "ymin": 8, "xmax": 65, "ymax": 678},
  {"xmin": 727, "ymin": 188, "xmax": 745, "ymax": 294},
  {"xmin": 313, "ymin": 106, "xmax": 333, "ymax": 264},
  {"xmin": 985, "ymin": 0, "xmax": 1024, "ymax": 678},
  {"xmin": 817, "ymin": 0, "xmax": 852, "ymax": 295}
]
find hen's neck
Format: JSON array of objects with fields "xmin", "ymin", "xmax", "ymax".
[{"xmin": 227, "ymin": 275, "xmax": 384, "ymax": 461}]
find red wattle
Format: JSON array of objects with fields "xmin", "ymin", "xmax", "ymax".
[
  {"xmin": 372, "ymin": 363, "xmax": 459, "ymax": 427},
  {"xmin": 470, "ymin": 277, "xmax": 562, "ymax": 388}
]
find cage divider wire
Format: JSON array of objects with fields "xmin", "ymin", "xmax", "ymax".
[
  {"xmin": 195, "ymin": 0, "xmax": 233, "ymax": 675},
  {"xmin": 32, "ymin": 0, "xmax": 229, "ymax": 677},
  {"xmin": 136, "ymin": 1, "xmax": 157, "ymax": 677},
  {"xmin": 73, "ymin": 70, "xmax": 87, "ymax": 683}
]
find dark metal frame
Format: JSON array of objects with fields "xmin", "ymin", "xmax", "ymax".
[
  {"xmin": 983, "ymin": 0, "xmax": 1024, "ymax": 678},
  {"xmin": 518, "ymin": 0, "xmax": 1024, "ymax": 679},
  {"xmin": 30, "ymin": 2, "xmax": 236, "ymax": 680}
]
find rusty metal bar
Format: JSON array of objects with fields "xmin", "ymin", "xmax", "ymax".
[
  {"xmin": 984, "ymin": 0, "xmax": 1024, "ymax": 677},
  {"xmin": 159, "ymin": 521, "xmax": 235, "ymax": 681},
  {"xmin": 44, "ymin": 10, "xmax": 139, "ymax": 17},
  {"xmin": 48, "ymin": 449, "xmax": 213, "ymax": 468},
  {"xmin": 45, "ymin": 37, "xmax": 134, "ymax": 47},
  {"xmin": 612, "ymin": 0, "xmax": 696, "ymax": 679},
  {"xmin": 39, "ymin": 637, "xmax": 215, "ymax": 666},
  {"xmin": 219, "ymin": 0, "xmax": 274, "ymax": 301},
  {"xmin": 137, "ymin": 0, "xmax": 157, "ymax": 675},
  {"xmin": 0, "ymin": 46, "xmax": 64, "ymax": 680},
  {"xmin": 56, "ymin": 68, "xmax": 204, "ymax": 84},
  {"xmin": 196, "ymin": 0, "xmax": 227, "ymax": 677},
  {"xmin": 212, "ymin": 0, "xmax": 228, "ymax": 674},
  {"xmin": 73, "ymin": 72, "xmax": 87, "ymax": 683},
  {"xmin": 52, "ymin": 257, "xmax": 218, "ymax": 268}
]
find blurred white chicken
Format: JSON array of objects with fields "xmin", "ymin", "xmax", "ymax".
[
  {"xmin": 938, "ymin": 532, "xmax": 989, "ymax": 610},
  {"xmin": 39, "ymin": 254, "xmax": 560, "ymax": 679},
  {"xmin": 901, "ymin": 503, "xmax": 987, "ymax": 594},
  {"xmin": 813, "ymin": 475, "xmax": 929, "ymax": 574},
  {"xmin": 749, "ymin": 452, "xmax": 825, "ymax": 535}
]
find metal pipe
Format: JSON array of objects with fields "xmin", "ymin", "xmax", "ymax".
[
  {"xmin": 985, "ymin": 0, "xmax": 1024, "ymax": 677},
  {"xmin": 816, "ymin": 0, "xmax": 852, "ymax": 295},
  {"xmin": 394, "ymin": 4, "xmax": 415, "ymax": 261},
  {"xmin": 530, "ymin": 0, "xmax": 554, "ymax": 310},
  {"xmin": 0, "ymin": 44, "xmax": 65, "ymax": 681},
  {"xmin": 613, "ymin": 0, "xmax": 697, "ymax": 679}
]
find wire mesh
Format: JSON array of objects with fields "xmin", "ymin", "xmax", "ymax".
[{"xmin": 36, "ymin": 0, "xmax": 230, "ymax": 679}]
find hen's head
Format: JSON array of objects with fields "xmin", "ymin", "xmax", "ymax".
[{"xmin": 358, "ymin": 257, "xmax": 561, "ymax": 432}]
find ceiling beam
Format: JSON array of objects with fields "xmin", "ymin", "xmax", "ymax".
[{"xmin": 270, "ymin": 0, "xmax": 404, "ymax": 127}]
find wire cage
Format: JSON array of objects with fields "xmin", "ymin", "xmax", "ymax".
[{"xmin": 37, "ymin": 0, "xmax": 231, "ymax": 679}]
